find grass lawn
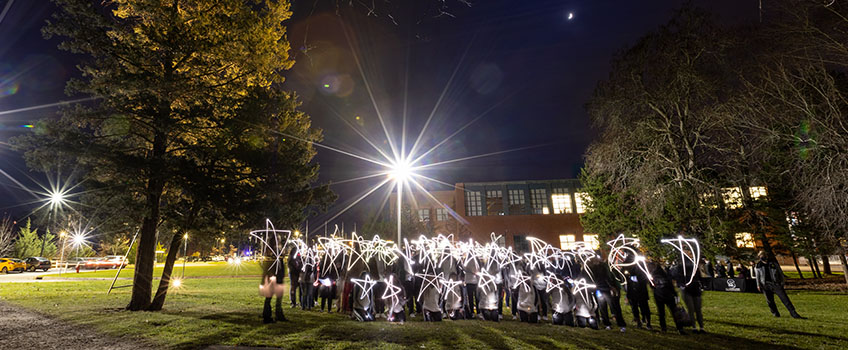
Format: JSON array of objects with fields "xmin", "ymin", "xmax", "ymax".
[
  {"xmin": 50, "ymin": 261, "xmax": 263, "ymax": 279},
  {"xmin": 1, "ymin": 275, "xmax": 845, "ymax": 349}
]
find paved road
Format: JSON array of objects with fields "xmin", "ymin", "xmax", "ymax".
[
  {"xmin": 0, "ymin": 268, "xmax": 80, "ymax": 283},
  {"xmin": 0, "ymin": 301, "xmax": 156, "ymax": 350}
]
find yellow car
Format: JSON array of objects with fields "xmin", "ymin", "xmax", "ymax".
[
  {"xmin": 9, "ymin": 258, "xmax": 27, "ymax": 272},
  {"xmin": 0, "ymin": 258, "xmax": 17, "ymax": 274}
]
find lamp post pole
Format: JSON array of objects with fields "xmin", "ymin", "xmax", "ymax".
[
  {"xmin": 58, "ymin": 231, "xmax": 67, "ymax": 276},
  {"xmin": 182, "ymin": 233, "xmax": 188, "ymax": 279}
]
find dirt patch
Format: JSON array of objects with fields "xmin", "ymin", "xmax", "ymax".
[
  {"xmin": 785, "ymin": 276, "xmax": 848, "ymax": 292},
  {"xmin": 0, "ymin": 301, "xmax": 158, "ymax": 350}
]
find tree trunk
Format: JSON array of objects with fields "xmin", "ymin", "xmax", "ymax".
[
  {"xmin": 791, "ymin": 251, "xmax": 804, "ymax": 280},
  {"xmin": 839, "ymin": 247, "xmax": 848, "ymax": 286},
  {"xmin": 127, "ymin": 213, "xmax": 160, "ymax": 310},
  {"xmin": 821, "ymin": 254, "xmax": 832, "ymax": 275},
  {"xmin": 810, "ymin": 256, "xmax": 822, "ymax": 279},
  {"xmin": 148, "ymin": 232, "xmax": 182, "ymax": 311},
  {"xmin": 127, "ymin": 131, "xmax": 167, "ymax": 311}
]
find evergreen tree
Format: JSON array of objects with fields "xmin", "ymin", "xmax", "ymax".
[{"xmin": 14, "ymin": 0, "xmax": 332, "ymax": 310}]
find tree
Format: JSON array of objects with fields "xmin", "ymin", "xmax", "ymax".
[
  {"xmin": 726, "ymin": 0, "xmax": 848, "ymax": 284},
  {"xmin": 13, "ymin": 219, "xmax": 56, "ymax": 259},
  {"xmin": 583, "ymin": 7, "xmax": 733, "ymax": 257},
  {"xmin": 0, "ymin": 215, "xmax": 14, "ymax": 257},
  {"xmin": 16, "ymin": 0, "xmax": 304, "ymax": 311}
]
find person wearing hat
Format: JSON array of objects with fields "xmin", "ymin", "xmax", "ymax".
[{"xmin": 754, "ymin": 250, "xmax": 804, "ymax": 319}]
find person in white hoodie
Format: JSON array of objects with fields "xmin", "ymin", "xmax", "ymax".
[
  {"xmin": 549, "ymin": 275, "xmax": 576, "ymax": 326},
  {"xmin": 443, "ymin": 272, "xmax": 466, "ymax": 320},
  {"xmin": 515, "ymin": 267, "xmax": 539, "ymax": 323}
]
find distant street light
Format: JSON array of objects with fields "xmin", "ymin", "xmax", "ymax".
[{"xmin": 182, "ymin": 233, "xmax": 188, "ymax": 278}]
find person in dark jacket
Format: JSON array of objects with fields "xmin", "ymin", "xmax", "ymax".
[
  {"xmin": 350, "ymin": 271, "xmax": 376, "ymax": 322},
  {"xmin": 588, "ymin": 257, "xmax": 626, "ymax": 331},
  {"xmin": 670, "ymin": 260, "xmax": 705, "ymax": 333},
  {"xmin": 755, "ymin": 251, "xmax": 804, "ymax": 319},
  {"xmin": 288, "ymin": 248, "xmax": 302, "ymax": 308},
  {"xmin": 384, "ymin": 273, "xmax": 407, "ymax": 323},
  {"xmin": 299, "ymin": 258, "xmax": 315, "ymax": 310},
  {"xmin": 624, "ymin": 265, "xmax": 652, "ymax": 330},
  {"xmin": 716, "ymin": 262, "xmax": 727, "ymax": 278},
  {"xmin": 650, "ymin": 262, "xmax": 686, "ymax": 334}
]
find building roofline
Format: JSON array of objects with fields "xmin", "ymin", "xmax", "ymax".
[{"xmin": 458, "ymin": 178, "xmax": 581, "ymax": 187}]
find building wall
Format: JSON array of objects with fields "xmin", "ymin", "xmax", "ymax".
[{"xmin": 389, "ymin": 179, "xmax": 590, "ymax": 252}]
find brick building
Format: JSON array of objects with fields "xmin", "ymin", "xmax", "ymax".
[{"xmin": 390, "ymin": 179, "xmax": 597, "ymax": 252}]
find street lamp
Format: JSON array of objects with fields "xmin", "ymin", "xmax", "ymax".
[
  {"xmin": 58, "ymin": 230, "xmax": 67, "ymax": 276},
  {"xmin": 182, "ymin": 233, "xmax": 188, "ymax": 278}
]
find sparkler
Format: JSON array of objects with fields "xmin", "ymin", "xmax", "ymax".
[
  {"xmin": 382, "ymin": 275, "xmax": 404, "ymax": 315},
  {"xmin": 606, "ymin": 234, "xmax": 654, "ymax": 286},
  {"xmin": 351, "ymin": 273, "xmax": 378, "ymax": 300},
  {"xmin": 661, "ymin": 235, "xmax": 701, "ymax": 286},
  {"xmin": 248, "ymin": 219, "xmax": 291, "ymax": 274}
]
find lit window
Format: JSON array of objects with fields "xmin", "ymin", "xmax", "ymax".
[
  {"xmin": 551, "ymin": 188, "xmax": 572, "ymax": 214},
  {"xmin": 582, "ymin": 234, "xmax": 600, "ymax": 250},
  {"xmin": 700, "ymin": 192, "xmax": 718, "ymax": 209},
  {"xmin": 418, "ymin": 209, "xmax": 430, "ymax": 222},
  {"xmin": 722, "ymin": 187, "xmax": 743, "ymax": 209},
  {"xmin": 486, "ymin": 190, "xmax": 504, "ymax": 216},
  {"xmin": 559, "ymin": 234, "xmax": 576, "ymax": 250},
  {"xmin": 508, "ymin": 189, "xmax": 525, "ymax": 215},
  {"xmin": 531, "ymin": 188, "xmax": 549, "ymax": 215},
  {"xmin": 749, "ymin": 186, "xmax": 767, "ymax": 200},
  {"xmin": 736, "ymin": 232, "xmax": 755, "ymax": 248},
  {"xmin": 574, "ymin": 192, "xmax": 590, "ymax": 213},
  {"xmin": 465, "ymin": 191, "xmax": 483, "ymax": 216},
  {"xmin": 436, "ymin": 208, "xmax": 448, "ymax": 221}
]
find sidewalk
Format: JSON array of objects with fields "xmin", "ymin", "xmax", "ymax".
[{"xmin": 0, "ymin": 301, "xmax": 156, "ymax": 350}]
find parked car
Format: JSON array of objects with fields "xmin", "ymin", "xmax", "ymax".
[
  {"xmin": 25, "ymin": 257, "xmax": 51, "ymax": 272},
  {"xmin": 104, "ymin": 255, "xmax": 128, "ymax": 269},
  {"xmin": 9, "ymin": 258, "xmax": 27, "ymax": 272},
  {"xmin": 67, "ymin": 257, "xmax": 98, "ymax": 270},
  {"xmin": 0, "ymin": 258, "xmax": 17, "ymax": 273}
]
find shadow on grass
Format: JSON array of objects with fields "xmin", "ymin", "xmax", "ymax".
[
  {"xmin": 161, "ymin": 307, "xmax": 805, "ymax": 350},
  {"xmin": 713, "ymin": 319, "xmax": 848, "ymax": 343}
]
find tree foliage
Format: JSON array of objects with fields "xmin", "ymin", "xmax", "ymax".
[{"xmin": 14, "ymin": 0, "xmax": 333, "ymax": 310}]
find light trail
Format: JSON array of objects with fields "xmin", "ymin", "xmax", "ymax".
[{"xmin": 0, "ymin": 97, "xmax": 99, "ymax": 117}]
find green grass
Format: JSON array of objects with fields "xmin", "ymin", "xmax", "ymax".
[
  {"xmin": 51, "ymin": 261, "xmax": 263, "ymax": 279},
  {"xmin": 1, "ymin": 275, "xmax": 845, "ymax": 349}
]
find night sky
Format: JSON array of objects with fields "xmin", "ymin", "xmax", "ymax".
[{"xmin": 0, "ymin": 0, "xmax": 757, "ymax": 225}]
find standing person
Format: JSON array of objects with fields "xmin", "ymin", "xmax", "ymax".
[
  {"xmin": 531, "ymin": 262, "xmax": 550, "ymax": 321},
  {"xmin": 299, "ymin": 257, "xmax": 315, "ymax": 310},
  {"xmin": 288, "ymin": 247, "xmax": 302, "ymax": 308},
  {"xmin": 624, "ymin": 265, "xmax": 652, "ymax": 330},
  {"xmin": 755, "ymin": 251, "xmax": 804, "ymax": 319},
  {"xmin": 589, "ymin": 257, "xmax": 626, "ymax": 332},
  {"xmin": 350, "ymin": 271, "xmax": 376, "ymax": 322},
  {"xmin": 671, "ymin": 259, "xmax": 705, "ymax": 333},
  {"xmin": 462, "ymin": 254, "xmax": 480, "ymax": 319},
  {"xmin": 726, "ymin": 259, "xmax": 735, "ymax": 278},
  {"xmin": 650, "ymin": 262, "xmax": 686, "ymax": 335},
  {"xmin": 716, "ymin": 261, "xmax": 727, "ymax": 278},
  {"xmin": 260, "ymin": 257, "xmax": 287, "ymax": 323}
]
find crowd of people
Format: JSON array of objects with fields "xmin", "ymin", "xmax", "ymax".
[{"xmin": 256, "ymin": 233, "xmax": 802, "ymax": 334}]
